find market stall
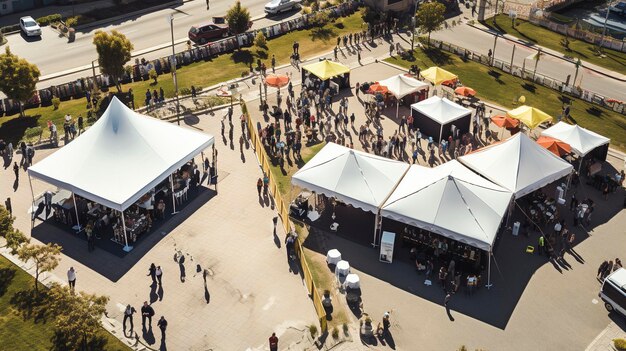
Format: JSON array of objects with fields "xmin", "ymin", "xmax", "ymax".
[
  {"xmin": 506, "ymin": 105, "xmax": 552, "ymax": 131},
  {"xmin": 541, "ymin": 121, "xmax": 610, "ymax": 167},
  {"xmin": 28, "ymin": 97, "xmax": 215, "ymax": 252},
  {"xmin": 291, "ymin": 142, "xmax": 409, "ymax": 244},
  {"xmin": 381, "ymin": 160, "xmax": 513, "ymax": 286},
  {"xmin": 410, "ymin": 96, "xmax": 472, "ymax": 143},
  {"xmin": 301, "ymin": 59, "xmax": 350, "ymax": 93},
  {"xmin": 377, "ymin": 74, "xmax": 429, "ymax": 118}
]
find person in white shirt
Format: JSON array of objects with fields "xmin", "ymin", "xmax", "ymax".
[
  {"xmin": 156, "ymin": 266, "xmax": 163, "ymax": 286},
  {"xmin": 67, "ymin": 267, "xmax": 76, "ymax": 291}
]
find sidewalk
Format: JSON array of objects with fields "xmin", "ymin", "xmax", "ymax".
[
  {"xmin": 586, "ymin": 322, "xmax": 626, "ymax": 351},
  {"xmin": 0, "ymin": 0, "xmax": 116, "ymax": 28}
]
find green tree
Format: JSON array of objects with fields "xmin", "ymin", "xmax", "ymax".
[
  {"xmin": 17, "ymin": 243, "xmax": 62, "ymax": 295},
  {"xmin": 254, "ymin": 31, "xmax": 267, "ymax": 49},
  {"xmin": 0, "ymin": 205, "xmax": 29, "ymax": 254},
  {"xmin": 47, "ymin": 283, "xmax": 109, "ymax": 350},
  {"xmin": 92, "ymin": 30, "xmax": 134, "ymax": 92},
  {"xmin": 0, "ymin": 47, "xmax": 41, "ymax": 117},
  {"xmin": 226, "ymin": 1, "xmax": 251, "ymax": 44},
  {"xmin": 416, "ymin": 2, "xmax": 446, "ymax": 46}
]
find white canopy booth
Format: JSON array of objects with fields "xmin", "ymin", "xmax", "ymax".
[
  {"xmin": 381, "ymin": 160, "xmax": 513, "ymax": 287},
  {"xmin": 459, "ymin": 133, "xmax": 573, "ymax": 199},
  {"xmin": 541, "ymin": 121, "xmax": 610, "ymax": 176},
  {"xmin": 291, "ymin": 142, "xmax": 410, "ymax": 246},
  {"xmin": 410, "ymin": 96, "xmax": 472, "ymax": 143},
  {"xmin": 28, "ymin": 97, "xmax": 215, "ymax": 252},
  {"xmin": 377, "ymin": 74, "xmax": 429, "ymax": 118}
]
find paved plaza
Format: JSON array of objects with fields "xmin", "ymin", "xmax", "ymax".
[{"xmin": 1, "ymin": 28, "xmax": 625, "ymax": 351}]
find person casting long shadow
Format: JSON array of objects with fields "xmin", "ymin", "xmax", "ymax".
[{"xmin": 203, "ymin": 270, "xmax": 211, "ymax": 304}]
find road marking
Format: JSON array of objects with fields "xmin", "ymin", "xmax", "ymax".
[
  {"xmin": 262, "ymin": 296, "xmax": 276, "ymax": 310},
  {"xmin": 592, "ymin": 298, "xmax": 599, "ymax": 304}
]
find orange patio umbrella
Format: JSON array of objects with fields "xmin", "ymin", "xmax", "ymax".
[
  {"xmin": 367, "ymin": 83, "xmax": 388, "ymax": 94},
  {"xmin": 536, "ymin": 136, "xmax": 572, "ymax": 157},
  {"xmin": 455, "ymin": 86, "xmax": 477, "ymax": 97},
  {"xmin": 491, "ymin": 115, "xmax": 520, "ymax": 129},
  {"xmin": 265, "ymin": 74, "xmax": 290, "ymax": 88}
]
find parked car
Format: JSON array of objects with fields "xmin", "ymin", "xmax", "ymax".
[
  {"xmin": 188, "ymin": 17, "xmax": 253, "ymax": 44},
  {"xmin": 188, "ymin": 22, "xmax": 229, "ymax": 44},
  {"xmin": 19, "ymin": 16, "xmax": 41, "ymax": 37},
  {"xmin": 265, "ymin": 0, "xmax": 300, "ymax": 15}
]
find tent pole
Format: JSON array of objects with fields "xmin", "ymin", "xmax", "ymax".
[
  {"xmin": 170, "ymin": 174, "xmax": 178, "ymax": 215},
  {"xmin": 28, "ymin": 174, "xmax": 36, "ymax": 228},
  {"xmin": 371, "ymin": 211, "xmax": 379, "ymax": 248},
  {"xmin": 396, "ymin": 100, "xmax": 400, "ymax": 120},
  {"xmin": 486, "ymin": 249, "xmax": 493, "ymax": 289},
  {"xmin": 213, "ymin": 145, "xmax": 218, "ymax": 192},
  {"xmin": 121, "ymin": 210, "xmax": 133, "ymax": 252},
  {"xmin": 72, "ymin": 193, "xmax": 82, "ymax": 232}
]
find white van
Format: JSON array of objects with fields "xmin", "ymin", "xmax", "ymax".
[{"xmin": 600, "ymin": 268, "xmax": 626, "ymax": 316}]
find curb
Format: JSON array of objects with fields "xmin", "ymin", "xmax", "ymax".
[{"xmin": 467, "ymin": 22, "xmax": 626, "ymax": 83}]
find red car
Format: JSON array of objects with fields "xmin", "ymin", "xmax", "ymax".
[
  {"xmin": 188, "ymin": 17, "xmax": 254, "ymax": 45},
  {"xmin": 188, "ymin": 22, "xmax": 230, "ymax": 44}
]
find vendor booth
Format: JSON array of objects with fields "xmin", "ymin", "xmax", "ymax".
[
  {"xmin": 420, "ymin": 66, "xmax": 458, "ymax": 86},
  {"xmin": 377, "ymin": 74, "xmax": 429, "ymax": 118},
  {"xmin": 291, "ymin": 142, "xmax": 409, "ymax": 245},
  {"xmin": 411, "ymin": 96, "xmax": 472, "ymax": 143},
  {"xmin": 28, "ymin": 97, "xmax": 215, "ymax": 252},
  {"xmin": 541, "ymin": 122, "xmax": 610, "ymax": 164},
  {"xmin": 459, "ymin": 133, "xmax": 573, "ymax": 198},
  {"xmin": 301, "ymin": 60, "xmax": 350, "ymax": 92},
  {"xmin": 381, "ymin": 160, "xmax": 513, "ymax": 286},
  {"xmin": 506, "ymin": 105, "xmax": 552, "ymax": 130}
]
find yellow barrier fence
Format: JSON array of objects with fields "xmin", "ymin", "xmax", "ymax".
[{"xmin": 244, "ymin": 103, "xmax": 327, "ymax": 333}]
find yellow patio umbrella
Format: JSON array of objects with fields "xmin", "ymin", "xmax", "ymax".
[
  {"xmin": 506, "ymin": 105, "xmax": 553, "ymax": 130},
  {"xmin": 302, "ymin": 60, "xmax": 350, "ymax": 80},
  {"xmin": 420, "ymin": 66, "xmax": 458, "ymax": 85}
]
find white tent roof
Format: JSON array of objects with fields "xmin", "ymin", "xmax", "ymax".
[
  {"xmin": 541, "ymin": 121, "xmax": 610, "ymax": 156},
  {"xmin": 291, "ymin": 143, "xmax": 410, "ymax": 213},
  {"xmin": 28, "ymin": 97, "xmax": 214, "ymax": 211},
  {"xmin": 411, "ymin": 96, "xmax": 471, "ymax": 124},
  {"xmin": 459, "ymin": 133, "xmax": 573, "ymax": 198},
  {"xmin": 378, "ymin": 74, "xmax": 429, "ymax": 99},
  {"xmin": 381, "ymin": 161, "xmax": 512, "ymax": 250}
]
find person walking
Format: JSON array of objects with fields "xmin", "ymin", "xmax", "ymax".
[
  {"xmin": 598, "ymin": 260, "xmax": 609, "ymax": 279},
  {"xmin": 205, "ymin": 0, "xmax": 209, "ymax": 10},
  {"xmin": 157, "ymin": 316, "xmax": 168, "ymax": 339},
  {"xmin": 444, "ymin": 293, "xmax": 452, "ymax": 308},
  {"xmin": 123, "ymin": 304, "xmax": 137, "ymax": 333},
  {"xmin": 156, "ymin": 266, "xmax": 163, "ymax": 286},
  {"xmin": 538, "ymin": 235, "xmax": 545, "ymax": 256},
  {"xmin": 77, "ymin": 115, "xmax": 84, "ymax": 135},
  {"xmin": 269, "ymin": 332, "xmax": 279, "ymax": 351},
  {"xmin": 271, "ymin": 55, "xmax": 276, "ymax": 73},
  {"xmin": 148, "ymin": 263, "xmax": 157, "ymax": 285},
  {"xmin": 67, "ymin": 267, "xmax": 76, "ymax": 292},
  {"xmin": 382, "ymin": 312, "xmax": 391, "ymax": 337},
  {"xmin": 141, "ymin": 301, "xmax": 155, "ymax": 329},
  {"xmin": 256, "ymin": 178, "xmax": 263, "ymax": 197},
  {"xmin": 13, "ymin": 162, "xmax": 19, "ymax": 181}
]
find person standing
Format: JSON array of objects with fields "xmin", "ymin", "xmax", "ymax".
[
  {"xmin": 77, "ymin": 115, "xmax": 84, "ymax": 135},
  {"xmin": 13, "ymin": 162, "xmax": 19, "ymax": 182},
  {"xmin": 148, "ymin": 263, "xmax": 157, "ymax": 285},
  {"xmin": 538, "ymin": 235, "xmax": 545, "ymax": 256},
  {"xmin": 598, "ymin": 260, "xmax": 609, "ymax": 279},
  {"xmin": 141, "ymin": 301, "xmax": 155, "ymax": 328},
  {"xmin": 205, "ymin": 0, "xmax": 209, "ymax": 10},
  {"xmin": 157, "ymin": 316, "xmax": 168, "ymax": 339},
  {"xmin": 67, "ymin": 267, "xmax": 76, "ymax": 292},
  {"xmin": 256, "ymin": 178, "xmax": 263, "ymax": 197},
  {"xmin": 123, "ymin": 304, "xmax": 137, "ymax": 333},
  {"xmin": 156, "ymin": 266, "xmax": 163, "ymax": 286},
  {"xmin": 269, "ymin": 332, "xmax": 279, "ymax": 351},
  {"xmin": 271, "ymin": 55, "xmax": 276, "ymax": 73},
  {"xmin": 444, "ymin": 293, "xmax": 452, "ymax": 308}
]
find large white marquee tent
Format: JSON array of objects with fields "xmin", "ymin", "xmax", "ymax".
[
  {"xmin": 459, "ymin": 133, "xmax": 573, "ymax": 198},
  {"xmin": 291, "ymin": 143, "xmax": 410, "ymax": 214},
  {"xmin": 28, "ymin": 97, "xmax": 215, "ymax": 250},
  {"xmin": 541, "ymin": 121, "xmax": 610, "ymax": 158},
  {"xmin": 381, "ymin": 160, "xmax": 513, "ymax": 251}
]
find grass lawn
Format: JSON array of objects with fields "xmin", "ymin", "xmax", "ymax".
[
  {"xmin": 484, "ymin": 14, "xmax": 626, "ymax": 73},
  {"xmin": 271, "ymin": 142, "xmax": 325, "ymax": 201},
  {"xmin": 385, "ymin": 47, "xmax": 626, "ymax": 151},
  {"xmin": 0, "ymin": 256, "xmax": 130, "ymax": 351},
  {"xmin": 0, "ymin": 10, "xmax": 366, "ymax": 144}
]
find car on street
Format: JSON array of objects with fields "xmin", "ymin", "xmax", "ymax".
[
  {"xmin": 19, "ymin": 16, "xmax": 42, "ymax": 37},
  {"xmin": 265, "ymin": 0, "xmax": 300, "ymax": 15},
  {"xmin": 188, "ymin": 22, "xmax": 229, "ymax": 44}
]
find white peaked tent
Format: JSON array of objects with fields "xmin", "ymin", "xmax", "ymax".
[
  {"xmin": 381, "ymin": 161, "xmax": 513, "ymax": 251},
  {"xmin": 28, "ymin": 97, "xmax": 214, "ymax": 250},
  {"xmin": 378, "ymin": 74, "xmax": 429, "ymax": 118},
  {"xmin": 541, "ymin": 122, "xmax": 610, "ymax": 157},
  {"xmin": 459, "ymin": 133, "xmax": 573, "ymax": 198},
  {"xmin": 291, "ymin": 143, "xmax": 410, "ymax": 214},
  {"xmin": 411, "ymin": 96, "xmax": 472, "ymax": 142}
]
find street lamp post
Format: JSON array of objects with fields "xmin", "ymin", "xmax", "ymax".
[
  {"xmin": 411, "ymin": 0, "xmax": 419, "ymax": 52},
  {"xmin": 169, "ymin": 14, "xmax": 181, "ymax": 125},
  {"xmin": 599, "ymin": 0, "xmax": 615, "ymax": 52},
  {"xmin": 491, "ymin": 34, "xmax": 498, "ymax": 66}
]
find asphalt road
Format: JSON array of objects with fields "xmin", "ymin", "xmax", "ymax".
[
  {"xmin": 4, "ymin": 0, "xmax": 300, "ymax": 88},
  {"xmin": 431, "ymin": 25, "xmax": 626, "ymax": 100}
]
